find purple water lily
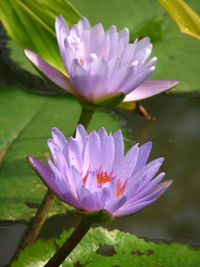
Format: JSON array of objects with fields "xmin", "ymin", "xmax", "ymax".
[
  {"xmin": 28, "ymin": 125, "xmax": 171, "ymax": 217},
  {"xmin": 25, "ymin": 16, "xmax": 178, "ymax": 106}
]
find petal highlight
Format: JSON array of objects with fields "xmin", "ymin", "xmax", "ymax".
[
  {"xmin": 24, "ymin": 49, "xmax": 74, "ymax": 94},
  {"xmin": 123, "ymin": 80, "xmax": 179, "ymax": 102}
]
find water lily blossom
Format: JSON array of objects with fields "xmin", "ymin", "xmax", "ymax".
[
  {"xmin": 27, "ymin": 125, "xmax": 171, "ymax": 219},
  {"xmin": 25, "ymin": 16, "xmax": 178, "ymax": 108}
]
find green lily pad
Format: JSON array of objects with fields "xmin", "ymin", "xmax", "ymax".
[
  {"xmin": 12, "ymin": 226, "xmax": 200, "ymax": 266},
  {"xmin": 0, "ymin": 85, "xmax": 121, "ymax": 220},
  {"xmin": 0, "ymin": 0, "xmax": 80, "ymax": 72}
]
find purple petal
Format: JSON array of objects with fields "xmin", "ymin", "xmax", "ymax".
[
  {"xmin": 86, "ymin": 57, "xmax": 109, "ymax": 98},
  {"xmin": 89, "ymin": 24, "xmax": 105, "ymax": 54},
  {"xmin": 123, "ymin": 80, "xmax": 179, "ymax": 102},
  {"xmin": 127, "ymin": 172, "xmax": 166, "ymax": 203},
  {"xmin": 107, "ymin": 62, "xmax": 133, "ymax": 92},
  {"xmin": 98, "ymin": 130, "xmax": 114, "ymax": 172},
  {"xmin": 55, "ymin": 15, "xmax": 70, "ymax": 66},
  {"xmin": 105, "ymin": 195, "xmax": 127, "ymax": 214},
  {"xmin": 114, "ymin": 200, "xmax": 153, "ymax": 217},
  {"xmin": 84, "ymin": 171, "xmax": 97, "ymax": 192},
  {"xmin": 133, "ymin": 157, "xmax": 164, "ymax": 183},
  {"xmin": 122, "ymin": 66, "xmax": 156, "ymax": 94},
  {"xmin": 67, "ymin": 166, "xmax": 84, "ymax": 199},
  {"xmin": 134, "ymin": 37, "xmax": 152, "ymax": 65},
  {"xmin": 24, "ymin": 49, "xmax": 74, "ymax": 93},
  {"xmin": 97, "ymin": 127, "xmax": 108, "ymax": 138},
  {"xmin": 84, "ymin": 131, "xmax": 101, "ymax": 170},
  {"xmin": 112, "ymin": 130, "xmax": 124, "ymax": 169},
  {"xmin": 133, "ymin": 141, "xmax": 152, "ymax": 174},
  {"xmin": 134, "ymin": 179, "xmax": 172, "ymax": 203},
  {"xmin": 75, "ymin": 124, "xmax": 88, "ymax": 154},
  {"xmin": 125, "ymin": 159, "xmax": 164, "ymax": 197},
  {"xmin": 48, "ymin": 158, "xmax": 61, "ymax": 178},
  {"xmin": 68, "ymin": 137, "xmax": 83, "ymax": 171},
  {"xmin": 118, "ymin": 27, "xmax": 129, "ymax": 44},
  {"xmin": 51, "ymin": 127, "xmax": 67, "ymax": 149},
  {"xmin": 98, "ymin": 187, "xmax": 111, "ymax": 209},
  {"xmin": 115, "ymin": 179, "xmax": 172, "ymax": 217},
  {"xmin": 47, "ymin": 139, "xmax": 60, "ymax": 166},
  {"xmin": 107, "ymin": 25, "xmax": 118, "ymax": 57},
  {"xmin": 81, "ymin": 191, "xmax": 100, "ymax": 211},
  {"xmin": 70, "ymin": 59, "xmax": 89, "ymax": 96},
  {"xmin": 71, "ymin": 17, "xmax": 91, "ymax": 37},
  {"xmin": 115, "ymin": 143, "xmax": 139, "ymax": 179},
  {"xmin": 27, "ymin": 156, "xmax": 80, "ymax": 208},
  {"xmin": 76, "ymin": 124, "xmax": 88, "ymax": 141}
]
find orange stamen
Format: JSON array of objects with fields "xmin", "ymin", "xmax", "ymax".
[
  {"xmin": 116, "ymin": 180, "xmax": 126, "ymax": 198},
  {"xmin": 82, "ymin": 170, "xmax": 89, "ymax": 185},
  {"xmin": 96, "ymin": 167, "xmax": 113, "ymax": 185},
  {"xmin": 79, "ymin": 57, "xmax": 85, "ymax": 65}
]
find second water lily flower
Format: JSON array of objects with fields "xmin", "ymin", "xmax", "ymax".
[
  {"xmin": 28, "ymin": 125, "xmax": 171, "ymax": 222},
  {"xmin": 25, "ymin": 16, "xmax": 178, "ymax": 108}
]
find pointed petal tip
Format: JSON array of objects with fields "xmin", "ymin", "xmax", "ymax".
[
  {"xmin": 27, "ymin": 155, "xmax": 36, "ymax": 164},
  {"xmin": 113, "ymin": 128, "xmax": 123, "ymax": 136},
  {"xmin": 164, "ymin": 179, "xmax": 173, "ymax": 188},
  {"xmin": 153, "ymin": 179, "xmax": 173, "ymax": 199},
  {"xmin": 146, "ymin": 140, "xmax": 153, "ymax": 146},
  {"xmin": 55, "ymin": 14, "xmax": 66, "ymax": 27},
  {"xmin": 123, "ymin": 80, "xmax": 180, "ymax": 102},
  {"xmin": 24, "ymin": 48, "xmax": 30, "ymax": 55},
  {"xmin": 150, "ymin": 66, "xmax": 156, "ymax": 71},
  {"xmin": 158, "ymin": 157, "xmax": 165, "ymax": 165},
  {"xmin": 56, "ymin": 14, "xmax": 64, "ymax": 20},
  {"xmin": 152, "ymin": 56, "xmax": 158, "ymax": 62},
  {"xmin": 51, "ymin": 127, "xmax": 59, "ymax": 134},
  {"xmin": 142, "ymin": 140, "xmax": 153, "ymax": 151},
  {"xmin": 25, "ymin": 48, "xmax": 74, "ymax": 94},
  {"xmin": 172, "ymin": 80, "xmax": 179, "ymax": 86},
  {"xmin": 47, "ymin": 137, "xmax": 53, "ymax": 145},
  {"xmin": 153, "ymin": 177, "xmax": 173, "ymax": 193},
  {"xmin": 81, "ymin": 16, "xmax": 91, "ymax": 25},
  {"xmin": 26, "ymin": 155, "xmax": 38, "ymax": 169},
  {"xmin": 24, "ymin": 49, "xmax": 35, "ymax": 61},
  {"xmin": 76, "ymin": 124, "xmax": 85, "ymax": 131},
  {"xmin": 155, "ymin": 157, "xmax": 165, "ymax": 168}
]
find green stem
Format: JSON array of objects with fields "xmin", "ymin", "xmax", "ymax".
[
  {"xmin": 74, "ymin": 107, "xmax": 95, "ymax": 136},
  {"xmin": 12, "ymin": 189, "xmax": 55, "ymax": 261},
  {"xmin": 44, "ymin": 218, "xmax": 91, "ymax": 267}
]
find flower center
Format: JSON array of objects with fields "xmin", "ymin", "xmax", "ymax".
[
  {"xmin": 82, "ymin": 167, "xmax": 127, "ymax": 198},
  {"xmin": 79, "ymin": 57, "xmax": 85, "ymax": 65},
  {"xmin": 96, "ymin": 167, "xmax": 113, "ymax": 185}
]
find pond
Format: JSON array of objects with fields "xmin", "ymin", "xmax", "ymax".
[{"xmin": 1, "ymin": 92, "xmax": 200, "ymax": 266}]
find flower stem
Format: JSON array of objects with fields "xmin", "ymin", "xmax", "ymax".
[
  {"xmin": 44, "ymin": 218, "xmax": 91, "ymax": 267},
  {"xmin": 74, "ymin": 107, "xmax": 95, "ymax": 135},
  {"xmin": 12, "ymin": 106, "xmax": 95, "ymax": 261},
  {"xmin": 12, "ymin": 189, "xmax": 55, "ymax": 261}
]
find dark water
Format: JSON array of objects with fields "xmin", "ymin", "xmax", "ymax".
[
  {"xmin": 110, "ymin": 94, "xmax": 200, "ymax": 244},
  {"xmin": 0, "ymin": 24, "xmax": 200, "ymax": 265}
]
